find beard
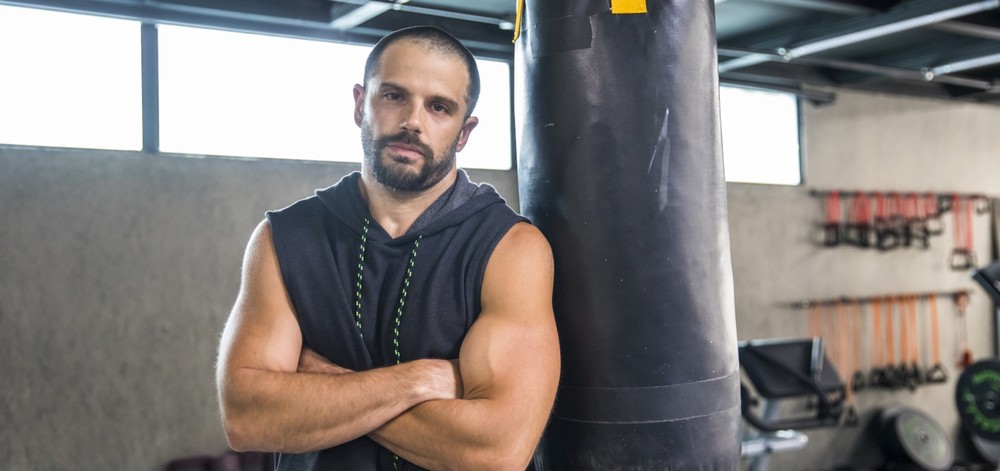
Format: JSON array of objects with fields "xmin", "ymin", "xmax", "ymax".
[{"xmin": 361, "ymin": 125, "xmax": 459, "ymax": 192}]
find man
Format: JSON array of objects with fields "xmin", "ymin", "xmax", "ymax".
[{"xmin": 216, "ymin": 26, "xmax": 560, "ymax": 470}]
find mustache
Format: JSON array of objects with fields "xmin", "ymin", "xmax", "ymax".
[{"xmin": 376, "ymin": 131, "xmax": 432, "ymax": 157}]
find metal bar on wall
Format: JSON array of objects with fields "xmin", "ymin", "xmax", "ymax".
[{"xmin": 790, "ymin": 289, "xmax": 972, "ymax": 309}]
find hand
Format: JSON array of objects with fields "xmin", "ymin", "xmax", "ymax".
[{"xmin": 297, "ymin": 348, "xmax": 353, "ymax": 375}]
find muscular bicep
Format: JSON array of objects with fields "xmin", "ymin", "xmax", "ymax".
[
  {"xmin": 218, "ymin": 220, "xmax": 303, "ymax": 379},
  {"xmin": 458, "ymin": 223, "xmax": 559, "ymax": 411}
]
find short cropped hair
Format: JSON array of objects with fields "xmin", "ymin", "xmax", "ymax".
[{"xmin": 364, "ymin": 26, "xmax": 481, "ymax": 118}]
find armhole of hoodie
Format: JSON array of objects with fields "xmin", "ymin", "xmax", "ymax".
[
  {"xmin": 472, "ymin": 210, "xmax": 531, "ymax": 316},
  {"xmin": 265, "ymin": 207, "xmax": 306, "ymax": 323}
]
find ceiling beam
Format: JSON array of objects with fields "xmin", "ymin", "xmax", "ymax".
[
  {"xmin": 930, "ymin": 50, "xmax": 1000, "ymax": 76},
  {"xmin": 729, "ymin": 0, "xmax": 1000, "ymax": 44},
  {"xmin": 723, "ymin": 63, "xmax": 994, "ymax": 102},
  {"xmin": 718, "ymin": 46, "xmax": 998, "ymax": 90},
  {"xmin": 330, "ymin": 2, "xmax": 392, "ymax": 30},
  {"xmin": 719, "ymin": 0, "xmax": 1000, "ymax": 73}
]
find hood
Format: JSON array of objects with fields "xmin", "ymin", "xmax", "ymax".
[{"xmin": 316, "ymin": 169, "xmax": 510, "ymax": 244}]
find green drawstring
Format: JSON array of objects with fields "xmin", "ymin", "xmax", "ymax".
[{"xmin": 352, "ymin": 217, "xmax": 422, "ymax": 470}]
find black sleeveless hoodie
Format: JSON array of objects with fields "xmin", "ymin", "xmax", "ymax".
[{"xmin": 266, "ymin": 169, "xmax": 526, "ymax": 470}]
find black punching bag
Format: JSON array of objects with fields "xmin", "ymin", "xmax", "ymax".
[{"xmin": 515, "ymin": 0, "xmax": 741, "ymax": 468}]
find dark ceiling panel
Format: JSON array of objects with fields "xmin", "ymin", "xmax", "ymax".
[
  {"xmin": 2, "ymin": 0, "xmax": 1000, "ymax": 104},
  {"xmin": 408, "ymin": 0, "xmax": 512, "ymax": 18}
]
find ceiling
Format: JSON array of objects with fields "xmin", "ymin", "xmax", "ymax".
[{"xmin": 5, "ymin": 0, "xmax": 1000, "ymax": 106}]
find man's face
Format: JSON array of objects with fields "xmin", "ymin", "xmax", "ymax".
[{"xmin": 354, "ymin": 40, "xmax": 478, "ymax": 192}]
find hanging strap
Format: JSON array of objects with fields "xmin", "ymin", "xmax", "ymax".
[
  {"xmin": 950, "ymin": 195, "xmax": 977, "ymax": 269},
  {"xmin": 898, "ymin": 297, "xmax": 910, "ymax": 367},
  {"xmin": 876, "ymin": 193, "xmax": 900, "ymax": 251},
  {"xmin": 846, "ymin": 192, "xmax": 873, "ymax": 247},
  {"xmin": 924, "ymin": 192, "xmax": 944, "ymax": 236},
  {"xmin": 925, "ymin": 294, "xmax": 948, "ymax": 383},
  {"xmin": 871, "ymin": 297, "xmax": 884, "ymax": 370},
  {"xmin": 956, "ymin": 291, "xmax": 973, "ymax": 368},
  {"xmin": 885, "ymin": 297, "xmax": 896, "ymax": 368},
  {"xmin": 823, "ymin": 191, "xmax": 842, "ymax": 247},
  {"xmin": 905, "ymin": 296, "xmax": 923, "ymax": 389},
  {"xmin": 902, "ymin": 193, "xmax": 926, "ymax": 248},
  {"xmin": 808, "ymin": 303, "xmax": 823, "ymax": 339},
  {"xmin": 850, "ymin": 300, "xmax": 867, "ymax": 391}
]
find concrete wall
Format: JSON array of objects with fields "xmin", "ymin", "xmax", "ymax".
[
  {"xmin": 0, "ymin": 88, "xmax": 997, "ymax": 470},
  {"xmin": 0, "ymin": 149, "xmax": 516, "ymax": 470}
]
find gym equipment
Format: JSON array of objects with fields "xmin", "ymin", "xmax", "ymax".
[
  {"xmin": 878, "ymin": 406, "xmax": 954, "ymax": 471},
  {"xmin": 957, "ymin": 359, "xmax": 1000, "ymax": 442},
  {"xmin": 739, "ymin": 338, "xmax": 845, "ymax": 432},
  {"xmin": 516, "ymin": 0, "xmax": 740, "ymax": 468},
  {"xmin": 973, "ymin": 260, "xmax": 1000, "ymax": 305},
  {"xmin": 739, "ymin": 338, "xmax": 845, "ymax": 471},
  {"xmin": 948, "ymin": 195, "xmax": 979, "ymax": 270}
]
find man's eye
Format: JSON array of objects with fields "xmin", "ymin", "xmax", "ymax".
[
  {"xmin": 431, "ymin": 104, "xmax": 449, "ymax": 113},
  {"xmin": 385, "ymin": 92, "xmax": 402, "ymax": 100}
]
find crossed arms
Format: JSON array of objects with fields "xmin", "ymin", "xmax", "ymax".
[{"xmin": 216, "ymin": 220, "xmax": 560, "ymax": 470}]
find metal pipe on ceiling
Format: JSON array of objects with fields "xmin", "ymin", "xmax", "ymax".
[
  {"xmin": 786, "ymin": 0, "xmax": 1000, "ymax": 59},
  {"xmin": 744, "ymin": 0, "xmax": 1000, "ymax": 40},
  {"xmin": 719, "ymin": 0, "xmax": 1000, "ymax": 73},
  {"xmin": 719, "ymin": 46, "xmax": 997, "ymax": 90},
  {"xmin": 330, "ymin": 2, "xmax": 393, "ymax": 30},
  {"xmin": 931, "ymin": 51, "xmax": 1000, "ymax": 76}
]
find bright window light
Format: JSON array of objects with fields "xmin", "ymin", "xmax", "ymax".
[
  {"xmin": 159, "ymin": 26, "xmax": 360, "ymax": 162},
  {"xmin": 159, "ymin": 26, "xmax": 512, "ymax": 169},
  {"xmin": 720, "ymin": 86, "xmax": 801, "ymax": 185},
  {"xmin": 0, "ymin": 5, "xmax": 141, "ymax": 150},
  {"xmin": 459, "ymin": 60, "xmax": 512, "ymax": 170}
]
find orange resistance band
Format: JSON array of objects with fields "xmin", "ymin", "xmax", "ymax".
[
  {"xmin": 808, "ymin": 303, "xmax": 823, "ymax": 339},
  {"xmin": 929, "ymin": 294, "xmax": 942, "ymax": 365},
  {"xmin": 851, "ymin": 300, "xmax": 865, "ymax": 373},
  {"xmin": 924, "ymin": 193, "xmax": 939, "ymax": 219},
  {"xmin": 885, "ymin": 297, "xmax": 896, "ymax": 366},
  {"xmin": 835, "ymin": 301, "xmax": 854, "ymax": 401},
  {"xmin": 826, "ymin": 191, "xmax": 842, "ymax": 225},
  {"xmin": 898, "ymin": 296, "xmax": 910, "ymax": 366},
  {"xmin": 908, "ymin": 296, "xmax": 920, "ymax": 367},
  {"xmin": 872, "ymin": 298, "xmax": 884, "ymax": 369},
  {"xmin": 956, "ymin": 291, "xmax": 973, "ymax": 368}
]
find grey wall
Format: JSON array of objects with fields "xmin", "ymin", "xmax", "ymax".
[
  {"xmin": 0, "ymin": 149, "xmax": 516, "ymax": 470},
  {"xmin": 1, "ymin": 88, "xmax": 997, "ymax": 470},
  {"xmin": 730, "ymin": 90, "xmax": 1000, "ymax": 469}
]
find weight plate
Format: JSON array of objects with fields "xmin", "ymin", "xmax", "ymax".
[
  {"xmin": 956, "ymin": 359, "xmax": 1000, "ymax": 441},
  {"xmin": 971, "ymin": 435, "xmax": 1000, "ymax": 465},
  {"xmin": 893, "ymin": 408, "xmax": 953, "ymax": 470},
  {"xmin": 879, "ymin": 406, "xmax": 953, "ymax": 471}
]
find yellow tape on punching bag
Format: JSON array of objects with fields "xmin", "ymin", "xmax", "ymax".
[
  {"xmin": 611, "ymin": 0, "xmax": 647, "ymax": 14},
  {"xmin": 512, "ymin": 0, "xmax": 525, "ymax": 43}
]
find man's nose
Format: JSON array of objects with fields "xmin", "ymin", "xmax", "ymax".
[{"xmin": 400, "ymin": 103, "xmax": 423, "ymax": 133}]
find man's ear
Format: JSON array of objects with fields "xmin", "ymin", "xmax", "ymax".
[
  {"xmin": 353, "ymin": 84, "xmax": 365, "ymax": 127},
  {"xmin": 455, "ymin": 116, "xmax": 479, "ymax": 152}
]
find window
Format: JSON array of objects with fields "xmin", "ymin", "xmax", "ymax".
[
  {"xmin": 0, "ymin": 5, "xmax": 141, "ymax": 150},
  {"xmin": 158, "ymin": 26, "xmax": 358, "ymax": 162},
  {"xmin": 720, "ymin": 86, "xmax": 801, "ymax": 185},
  {"xmin": 158, "ymin": 25, "xmax": 512, "ymax": 169},
  {"xmin": 459, "ymin": 59, "xmax": 511, "ymax": 170}
]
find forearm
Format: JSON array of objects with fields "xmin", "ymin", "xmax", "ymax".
[
  {"xmin": 220, "ymin": 361, "xmax": 442, "ymax": 453},
  {"xmin": 369, "ymin": 396, "xmax": 539, "ymax": 471}
]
